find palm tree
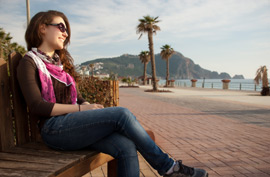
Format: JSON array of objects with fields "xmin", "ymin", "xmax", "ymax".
[
  {"xmin": 0, "ymin": 28, "xmax": 5, "ymax": 59},
  {"xmin": 137, "ymin": 15, "xmax": 160, "ymax": 91},
  {"xmin": 139, "ymin": 51, "xmax": 150, "ymax": 85},
  {"xmin": 1, "ymin": 32, "xmax": 12, "ymax": 60},
  {"xmin": 16, "ymin": 45, "xmax": 27, "ymax": 56},
  {"xmin": 254, "ymin": 65, "xmax": 269, "ymax": 96},
  {"xmin": 160, "ymin": 44, "xmax": 175, "ymax": 87},
  {"xmin": 4, "ymin": 32, "xmax": 12, "ymax": 53},
  {"xmin": 0, "ymin": 28, "xmax": 26, "ymax": 60},
  {"xmin": 11, "ymin": 42, "xmax": 18, "ymax": 52}
]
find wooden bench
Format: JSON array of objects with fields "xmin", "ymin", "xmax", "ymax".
[
  {"xmin": 0, "ymin": 52, "xmax": 155, "ymax": 177},
  {"xmin": 0, "ymin": 52, "xmax": 120, "ymax": 177}
]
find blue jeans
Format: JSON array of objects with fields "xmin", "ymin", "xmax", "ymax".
[{"xmin": 41, "ymin": 107, "xmax": 174, "ymax": 177}]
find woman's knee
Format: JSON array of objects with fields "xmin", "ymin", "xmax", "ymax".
[{"xmin": 117, "ymin": 107, "xmax": 136, "ymax": 121}]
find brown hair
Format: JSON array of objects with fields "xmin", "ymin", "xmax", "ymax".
[{"xmin": 25, "ymin": 10, "xmax": 78, "ymax": 80}]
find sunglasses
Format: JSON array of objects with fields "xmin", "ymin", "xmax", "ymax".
[{"xmin": 46, "ymin": 22, "xmax": 68, "ymax": 33}]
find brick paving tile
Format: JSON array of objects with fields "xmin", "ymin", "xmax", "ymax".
[
  {"xmin": 233, "ymin": 175, "xmax": 247, "ymax": 177},
  {"xmin": 245, "ymin": 174, "xmax": 270, "ymax": 177},
  {"xmin": 118, "ymin": 88, "xmax": 270, "ymax": 177},
  {"xmin": 82, "ymin": 153, "xmax": 158, "ymax": 177}
]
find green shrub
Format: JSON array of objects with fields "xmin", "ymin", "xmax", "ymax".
[{"xmin": 78, "ymin": 76, "xmax": 118, "ymax": 107}]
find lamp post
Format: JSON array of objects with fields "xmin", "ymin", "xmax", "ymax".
[
  {"xmin": 202, "ymin": 77, "xmax": 205, "ymax": 88},
  {"xmin": 26, "ymin": 0, "xmax": 30, "ymax": 26}
]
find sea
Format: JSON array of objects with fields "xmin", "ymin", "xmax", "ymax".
[{"xmin": 158, "ymin": 79, "xmax": 270, "ymax": 92}]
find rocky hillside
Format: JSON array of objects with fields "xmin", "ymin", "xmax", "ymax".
[{"xmin": 81, "ymin": 51, "xmax": 244, "ymax": 79}]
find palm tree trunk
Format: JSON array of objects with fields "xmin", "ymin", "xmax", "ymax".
[
  {"xmin": 143, "ymin": 62, "xmax": 147, "ymax": 85},
  {"xmin": 0, "ymin": 43, "xmax": 3, "ymax": 59},
  {"xmin": 262, "ymin": 71, "xmax": 269, "ymax": 88},
  {"xmin": 148, "ymin": 30, "xmax": 158, "ymax": 91},
  {"xmin": 166, "ymin": 59, "xmax": 169, "ymax": 87}
]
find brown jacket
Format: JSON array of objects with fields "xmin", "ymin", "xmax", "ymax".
[{"xmin": 17, "ymin": 55, "xmax": 85, "ymax": 120}]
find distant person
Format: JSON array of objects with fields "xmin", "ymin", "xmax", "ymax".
[{"xmin": 17, "ymin": 10, "xmax": 208, "ymax": 177}]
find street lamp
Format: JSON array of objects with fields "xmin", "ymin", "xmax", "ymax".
[{"xmin": 26, "ymin": 0, "xmax": 30, "ymax": 26}]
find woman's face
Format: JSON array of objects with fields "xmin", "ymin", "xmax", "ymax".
[{"xmin": 41, "ymin": 16, "xmax": 68, "ymax": 50}]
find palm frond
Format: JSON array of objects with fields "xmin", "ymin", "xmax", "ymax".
[
  {"xmin": 160, "ymin": 44, "xmax": 175, "ymax": 60},
  {"xmin": 138, "ymin": 33, "xmax": 143, "ymax": 40},
  {"xmin": 139, "ymin": 50, "xmax": 150, "ymax": 63},
  {"xmin": 262, "ymin": 66, "xmax": 269, "ymax": 87},
  {"xmin": 152, "ymin": 25, "xmax": 161, "ymax": 32},
  {"xmin": 254, "ymin": 66, "xmax": 269, "ymax": 87}
]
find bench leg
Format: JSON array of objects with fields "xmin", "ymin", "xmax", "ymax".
[
  {"xmin": 146, "ymin": 130, "xmax": 155, "ymax": 142},
  {"xmin": 108, "ymin": 159, "xmax": 117, "ymax": 177}
]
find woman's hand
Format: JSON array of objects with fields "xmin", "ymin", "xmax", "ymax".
[
  {"xmin": 81, "ymin": 101, "xmax": 90, "ymax": 105},
  {"xmin": 80, "ymin": 104, "xmax": 104, "ymax": 111}
]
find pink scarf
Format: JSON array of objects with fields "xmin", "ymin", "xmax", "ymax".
[{"xmin": 25, "ymin": 48, "xmax": 77, "ymax": 104}]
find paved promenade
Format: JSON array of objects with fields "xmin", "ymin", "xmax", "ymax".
[{"xmin": 86, "ymin": 86, "xmax": 270, "ymax": 177}]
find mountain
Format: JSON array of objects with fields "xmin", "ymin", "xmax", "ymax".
[
  {"xmin": 81, "ymin": 51, "xmax": 236, "ymax": 79},
  {"xmin": 232, "ymin": 75, "xmax": 245, "ymax": 79}
]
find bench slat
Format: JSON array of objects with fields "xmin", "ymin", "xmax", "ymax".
[
  {"xmin": 18, "ymin": 142, "xmax": 99, "ymax": 158},
  {"xmin": 0, "ymin": 159, "xmax": 58, "ymax": 173},
  {"xmin": 8, "ymin": 53, "xmax": 30, "ymax": 145},
  {"xmin": 0, "ymin": 168, "xmax": 50, "ymax": 177},
  {"xmin": 4, "ymin": 145, "xmax": 87, "ymax": 158},
  {"xmin": 0, "ymin": 58, "xmax": 14, "ymax": 151},
  {"xmin": 55, "ymin": 153, "xmax": 114, "ymax": 177},
  {"xmin": 0, "ymin": 152, "xmax": 72, "ymax": 165}
]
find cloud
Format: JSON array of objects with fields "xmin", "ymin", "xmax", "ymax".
[
  {"xmin": 160, "ymin": 0, "xmax": 270, "ymax": 36},
  {"xmin": 63, "ymin": 0, "xmax": 155, "ymax": 47},
  {"xmin": 1, "ymin": 0, "xmax": 269, "ymax": 78},
  {"xmin": 0, "ymin": 0, "xmax": 28, "ymax": 46},
  {"xmin": 59, "ymin": 0, "xmax": 270, "ymax": 51},
  {"xmin": 1, "ymin": 0, "xmax": 269, "ymax": 47}
]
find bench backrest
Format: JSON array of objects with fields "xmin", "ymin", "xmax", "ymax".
[
  {"xmin": 1, "ymin": 52, "xmax": 120, "ymax": 152},
  {"xmin": 0, "ymin": 57, "xmax": 14, "ymax": 151},
  {"xmin": 0, "ymin": 52, "xmax": 41, "ymax": 151}
]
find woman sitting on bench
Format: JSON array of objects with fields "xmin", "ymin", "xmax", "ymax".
[{"xmin": 17, "ymin": 10, "xmax": 208, "ymax": 177}]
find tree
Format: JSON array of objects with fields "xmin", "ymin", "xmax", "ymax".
[
  {"xmin": 0, "ymin": 27, "xmax": 26, "ymax": 60},
  {"xmin": 254, "ymin": 66, "xmax": 269, "ymax": 96},
  {"xmin": 137, "ymin": 15, "xmax": 160, "ymax": 91},
  {"xmin": 11, "ymin": 42, "xmax": 18, "ymax": 51},
  {"xmin": 16, "ymin": 45, "xmax": 27, "ymax": 55},
  {"xmin": 139, "ymin": 51, "xmax": 150, "ymax": 85},
  {"xmin": 160, "ymin": 44, "xmax": 175, "ymax": 87},
  {"xmin": 0, "ymin": 28, "xmax": 5, "ymax": 58},
  {"xmin": 4, "ymin": 32, "xmax": 12, "ymax": 56}
]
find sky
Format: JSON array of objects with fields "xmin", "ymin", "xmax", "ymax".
[{"xmin": 0, "ymin": 0, "xmax": 269, "ymax": 79}]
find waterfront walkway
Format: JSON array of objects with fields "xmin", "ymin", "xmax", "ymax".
[{"xmin": 85, "ymin": 86, "xmax": 270, "ymax": 177}]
